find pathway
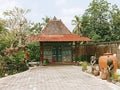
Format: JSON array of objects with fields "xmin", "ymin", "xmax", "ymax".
[{"xmin": 0, "ymin": 65, "xmax": 120, "ymax": 90}]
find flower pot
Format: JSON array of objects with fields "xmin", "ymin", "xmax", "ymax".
[
  {"xmin": 82, "ymin": 61, "xmax": 87, "ymax": 72},
  {"xmin": 101, "ymin": 72, "xmax": 107, "ymax": 80},
  {"xmin": 93, "ymin": 70, "xmax": 100, "ymax": 76}
]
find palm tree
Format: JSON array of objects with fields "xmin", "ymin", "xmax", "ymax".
[
  {"xmin": 42, "ymin": 16, "xmax": 50, "ymax": 26},
  {"xmin": 72, "ymin": 15, "xmax": 82, "ymax": 36}
]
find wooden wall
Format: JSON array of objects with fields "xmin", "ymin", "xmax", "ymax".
[{"xmin": 78, "ymin": 42, "xmax": 120, "ymax": 63}]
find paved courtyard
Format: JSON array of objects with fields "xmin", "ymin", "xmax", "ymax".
[{"xmin": 0, "ymin": 65, "xmax": 120, "ymax": 90}]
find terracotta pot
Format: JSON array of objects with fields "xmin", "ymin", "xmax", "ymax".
[
  {"xmin": 99, "ymin": 53, "xmax": 118, "ymax": 71},
  {"xmin": 93, "ymin": 70, "xmax": 100, "ymax": 76},
  {"xmin": 101, "ymin": 72, "xmax": 107, "ymax": 80}
]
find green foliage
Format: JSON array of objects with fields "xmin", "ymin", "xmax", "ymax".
[
  {"xmin": 3, "ymin": 7, "xmax": 31, "ymax": 47},
  {"xmin": 0, "ymin": 19, "xmax": 6, "ymax": 33},
  {"xmin": 0, "ymin": 43, "xmax": 7, "ymax": 53},
  {"xmin": 72, "ymin": 0, "xmax": 120, "ymax": 42},
  {"xmin": 112, "ymin": 72, "xmax": 120, "ymax": 80},
  {"xmin": 78, "ymin": 55, "xmax": 82, "ymax": 62},
  {"xmin": 0, "ymin": 7, "xmax": 42, "ymax": 77},
  {"xmin": 0, "ymin": 30, "xmax": 17, "ymax": 49},
  {"xmin": 0, "ymin": 19, "xmax": 8, "ymax": 52},
  {"xmin": 42, "ymin": 16, "xmax": 51, "ymax": 26},
  {"xmin": 13, "ymin": 51, "xmax": 24, "ymax": 63},
  {"xmin": 43, "ymin": 60, "xmax": 47, "ymax": 66},
  {"xmin": 27, "ymin": 42, "xmax": 40, "ymax": 62},
  {"xmin": 80, "ymin": 55, "xmax": 91, "ymax": 63},
  {"xmin": 12, "ymin": 51, "xmax": 28, "ymax": 72},
  {"xmin": 0, "ymin": 51, "xmax": 28, "ymax": 77},
  {"xmin": 30, "ymin": 22, "xmax": 43, "ymax": 35},
  {"xmin": 81, "ymin": 0, "xmax": 110, "ymax": 41},
  {"xmin": 89, "ymin": 31, "xmax": 101, "ymax": 40},
  {"xmin": 109, "ymin": 4, "xmax": 120, "ymax": 41},
  {"xmin": 82, "ymin": 61, "xmax": 87, "ymax": 70},
  {"xmin": 72, "ymin": 15, "xmax": 82, "ymax": 36}
]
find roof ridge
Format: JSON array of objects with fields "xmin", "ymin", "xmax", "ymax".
[{"xmin": 41, "ymin": 19, "xmax": 72, "ymax": 35}]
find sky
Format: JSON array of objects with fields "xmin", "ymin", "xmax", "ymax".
[{"xmin": 0, "ymin": 0, "xmax": 120, "ymax": 31}]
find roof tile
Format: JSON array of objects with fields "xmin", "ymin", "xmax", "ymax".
[{"xmin": 27, "ymin": 19, "xmax": 91, "ymax": 42}]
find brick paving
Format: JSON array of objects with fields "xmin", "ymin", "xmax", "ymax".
[{"xmin": 0, "ymin": 65, "xmax": 120, "ymax": 90}]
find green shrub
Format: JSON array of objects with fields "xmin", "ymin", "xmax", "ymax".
[
  {"xmin": 0, "ymin": 51, "xmax": 28, "ymax": 77},
  {"xmin": 82, "ymin": 61, "xmax": 87, "ymax": 70},
  {"xmin": 43, "ymin": 60, "xmax": 47, "ymax": 66},
  {"xmin": 78, "ymin": 55, "xmax": 82, "ymax": 62},
  {"xmin": 27, "ymin": 42, "xmax": 40, "ymax": 62},
  {"xmin": 112, "ymin": 72, "xmax": 120, "ymax": 80},
  {"xmin": 81, "ymin": 55, "xmax": 91, "ymax": 62}
]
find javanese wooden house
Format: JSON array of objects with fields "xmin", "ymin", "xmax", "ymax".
[{"xmin": 28, "ymin": 18, "xmax": 90, "ymax": 64}]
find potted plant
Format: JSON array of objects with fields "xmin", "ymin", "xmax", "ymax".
[
  {"xmin": 82, "ymin": 61, "xmax": 87, "ymax": 72},
  {"xmin": 93, "ymin": 65, "xmax": 100, "ymax": 76},
  {"xmin": 111, "ymin": 72, "xmax": 119, "ymax": 83}
]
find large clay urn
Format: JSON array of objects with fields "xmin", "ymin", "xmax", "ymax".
[{"xmin": 99, "ymin": 53, "xmax": 118, "ymax": 71}]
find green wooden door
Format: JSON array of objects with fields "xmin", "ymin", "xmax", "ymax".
[{"xmin": 52, "ymin": 46, "xmax": 62, "ymax": 62}]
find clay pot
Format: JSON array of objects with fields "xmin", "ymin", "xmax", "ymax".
[
  {"xmin": 99, "ymin": 53, "xmax": 118, "ymax": 71},
  {"xmin": 101, "ymin": 72, "xmax": 107, "ymax": 80},
  {"xmin": 93, "ymin": 70, "xmax": 100, "ymax": 76}
]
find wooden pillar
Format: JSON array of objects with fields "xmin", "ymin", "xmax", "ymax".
[
  {"xmin": 40, "ymin": 42, "xmax": 44, "ymax": 64},
  {"xmin": 75, "ymin": 41, "xmax": 79, "ymax": 62},
  {"xmin": 71, "ymin": 42, "xmax": 74, "ymax": 62}
]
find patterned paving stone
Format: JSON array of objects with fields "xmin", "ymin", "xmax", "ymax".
[{"xmin": 0, "ymin": 65, "xmax": 120, "ymax": 90}]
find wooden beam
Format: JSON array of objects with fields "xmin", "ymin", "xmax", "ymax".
[{"xmin": 75, "ymin": 41, "xmax": 80, "ymax": 62}]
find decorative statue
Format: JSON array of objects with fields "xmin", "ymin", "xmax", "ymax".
[
  {"xmin": 107, "ymin": 58, "xmax": 114, "ymax": 80},
  {"xmin": 90, "ymin": 56, "xmax": 96, "ymax": 73}
]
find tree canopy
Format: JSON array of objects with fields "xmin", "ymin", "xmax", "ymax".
[
  {"xmin": 72, "ymin": 0, "xmax": 120, "ymax": 42},
  {"xmin": 3, "ymin": 7, "xmax": 31, "ymax": 47}
]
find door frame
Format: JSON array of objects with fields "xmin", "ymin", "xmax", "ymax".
[{"xmin": 52, "ymin": 46, "xmax": 62, "ymax": 62}]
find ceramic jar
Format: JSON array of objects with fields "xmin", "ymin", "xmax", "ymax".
[{"xmin": 99, "ymin": 53, "xmax": 118, "ymax": 71}]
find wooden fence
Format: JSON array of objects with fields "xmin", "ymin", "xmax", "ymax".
[{"xmin": 78, "ymin": 42, "xmax": 120, "ymax": 63}]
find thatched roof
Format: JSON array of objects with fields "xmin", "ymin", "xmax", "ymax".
[
  {"xmin": 27, "ymin": 18, "xmax": 91, "ymax": 42},
  {"xmin": 42, "ymin": 20, "xmax": 71, "ymax": 35}
]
